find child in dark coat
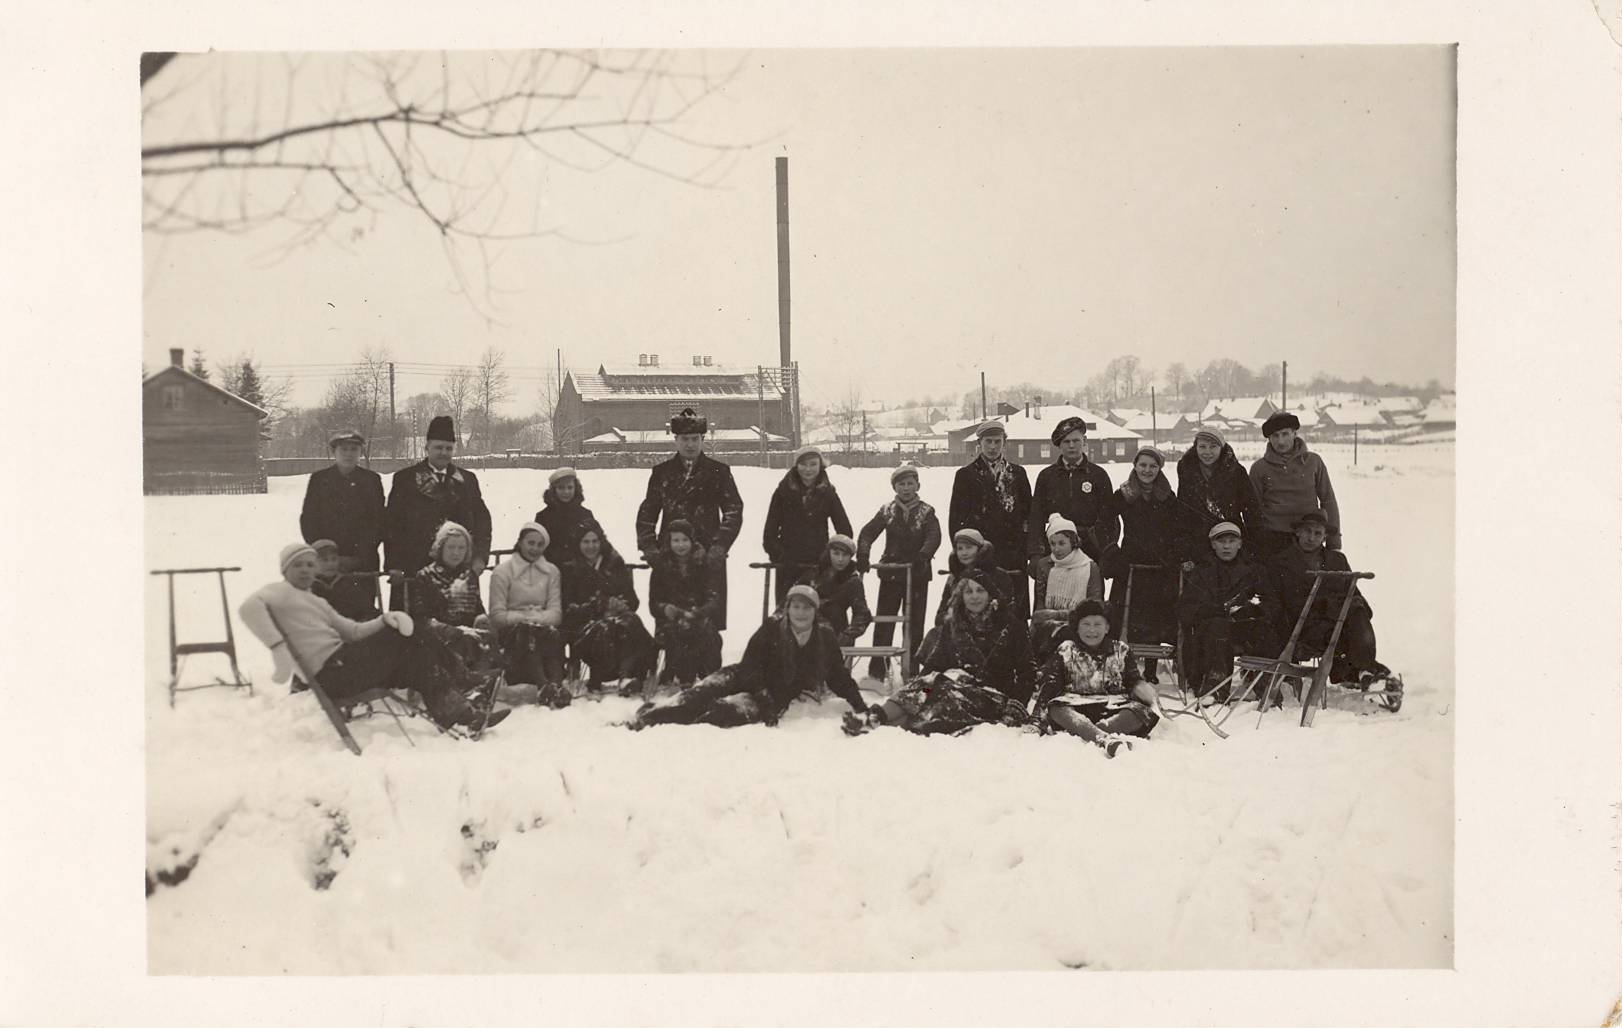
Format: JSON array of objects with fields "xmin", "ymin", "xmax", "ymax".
[
  {"xmin": 310, "ymin": 538, "xmax": 382, "ymax": 622},
  {"xmin": 855, "ymin": 463, "xmax": 941, "ymax": 679},
  {"xmin": 762, "ymin": 445, "xmax": 854, "ymax": 606},
  {"xmin": 632, "ymin": 585, "xmax": 871, "ymax": 728},
  {"xmin": 795, "ymin": 534, "xmax": 873, "ymax": 646},
  {"xmin": 1176, "ymin": 522, "xmax": 1277, "ymax": 700},
  {"xmin": 561, "ymin": 518, "xmax": 656, "ymax": 688},
  {"xmin": 647, "ymin": 519, "xmax": 725, "ymax": 686},
  {"xmin": 534, "ymin": 468, "xmax": 595, "ymax": 563},
  {"xmin": 1032, "ymin": 600, "xmax": 1160, "ymax": 758}
]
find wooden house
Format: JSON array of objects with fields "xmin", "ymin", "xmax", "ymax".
[{"xmin": 143, "ymin": 348, "xmax": 268, "ymax": 494}]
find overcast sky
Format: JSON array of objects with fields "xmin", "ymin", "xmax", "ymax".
[{"xmin": 142, "ymin": 46, "xmax": 1456, "ymax": 412}]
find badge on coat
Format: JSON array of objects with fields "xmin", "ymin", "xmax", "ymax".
[{"xmin": 1082, "ymin": 482, "xmax": 1093, "ymax": 493}]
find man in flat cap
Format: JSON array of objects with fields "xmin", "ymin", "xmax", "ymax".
[
  {"xmin": 384, "ymin": 416, "xmax": 492, "ymax": 605},
  {"xmin": 1249, "ymin": 411, "xmax": 1342, "ymax": 557},
  {"xmin": 299, "ymin": 429, "xmax": 385, "ymax": 579},
  {"xmin": 1027, "ymin": 414, "xmax": 1115, "ymax": 564},
  {"xmin": 635, "ymin": 407, "xmax": 744, "ymax": 629},
  {"xmin": 948, "ymin": 420, "xmax": 1033, "ymax": 617}
]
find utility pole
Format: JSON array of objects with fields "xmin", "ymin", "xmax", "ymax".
[
  {"xmin": 980, "ymin": 371, "xmax": 988, "ymax": 421},
  {"xmin": 1281, "ymin": 360, "xmax": 1288, "ymax": 412},
  {"xmin": 388, "ymin": 361, "xmax": 397, "ymax": 458},
  {"xmin": 775, "ymin": 158, "xmax": 794, "ymax": 440},
  {"xmin": 1150, "ymin": 386, "xmax": 1158, "ymax": 445}
]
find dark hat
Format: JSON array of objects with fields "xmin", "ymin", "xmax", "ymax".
[
  {"xmin": 328, "ymin": 429, "xmax": 365, "ymax": 448},
  {"xmin": 972, "ymin": 421, "xmax": 1006, "ymax": 440},
  {"xmin": 1071, "ymin": 599, "xmax": 1110, "ymax": 623},
  {"xmin": 309, "ymin": 538, "xmax": 340, "ymax": 553},
  {"xmin": 1261, "ymin": 411, "xmax": 1301, "ymax": 437},
  {"xmin": 1050, "ymin": 416, "xmax": 1091, "ymax": 446},
  {"xmin": 427, "ymin": 415, "xmax": 456, "ymax": 443},
  {"xmin": 665, "ymin": 518, "xmax": 697, "ymax": 541},
  {"xmin": 1293, "ymin": 510, "xmax": 1329, "ymax": 530},
  {"xmin": 669, "ymin": 407, "xmax": 708, "ymax": 436},
  {"xmin": 1133, "ymin": 446, "xmax": 1167, "ymax": 467}
]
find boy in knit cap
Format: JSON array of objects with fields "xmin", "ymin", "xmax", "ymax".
[
  {"xmin": 794, "ymin": 534, "xmax": 873, "ymax": 646},
  {"xmin": 534, "ymin": 467, "xmax": 596, "ymax": 561},
  {"xmin": 239, "ymin": 543, "xmax": 508, "ymax": 732},
  {"xmin": 1028, "ymin": 415, "xmax": 1115, "ymax": 562},
  {"xmin": 309, "ymin": 538, "xmax": 381, "ymax": 622},
  {"xmin": 1249, "ymin": 412, "xmax": 1342, "ymax": 557},
  {"xmin": 855, "ymin": 462, "xmax": 942, "ymax": 678}
]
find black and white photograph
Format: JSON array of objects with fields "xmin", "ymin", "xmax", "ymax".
[{"xmin": 5, "ymin": 2, "xmax": 1621, "ymax": 1024}]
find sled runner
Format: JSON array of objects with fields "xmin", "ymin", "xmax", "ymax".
[
  {"xmin": 151, "ymin": 566, "xmax": 251, "ymax": 707},
  {"xmin": 1117, "ymin": 564, "xmax": 1247, "ymax": 739}
]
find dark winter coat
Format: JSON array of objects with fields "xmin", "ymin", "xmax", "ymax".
[
  {"xmin": 310, "ymin": 572, "xmax": 381, "ymax": 622},
  {"xmin": 1176, "ymin": 443, "xmax": 1260, "ymax": 539},
  {"xmin": 1264, "ymin": 544, "xmax": 1370, "ymax": 637},
  {"xmin": 406, "ymin": 562, "xmax": 486, "ymax": 628},
  {"xmin": 936, "ymin": 548, "xmax": 1015, "ymax": 626},
  {"xmin": 1249, "ymin": 438, "xmax": 1342, "ymax": 548},
  {"xmin": 917, "ymin": 583, "xmax": 1035, "ymax": 704},
  {"xmin": 762, "ymin": 468, "xmax": 853, "ymax": 567},
  {"xmin": 561, "ymin": 548, "xmax": 640, "ymax": 637},
  {"xmin": 855, "ymin": 497, "xmax": 942, "ymax": 581},
  {"xmin": 1096, "ymin": 471, "xmax": 1204, "ymax": 580},
  {"xmin": 1177, "ymin": 555, "xmax": 1271, "ymax": 630},
  {"xmin": 534, "ymin": 485, "xmax": 596, "ymax": 565},
  {"xmin": 634, "ymin": 453, "xmax": 745, "ymax": 555},
  {"xmin": 733, "ymin": 617, "xmax": 868, "ymax": 721},
  {"xmin": 648, "ymin": 545, "xmax": 725, "ymax": 635},
  {"xmin": 384, "ymin": 461, "xmax": 492, "ymax": 576},
  {"xmin": 300, "ymin": 465, "xmax": 385, "ymax": 570},
  {"xmin": 948, "ymin": 455, "xmax": 1032, "ymax": 574},
  {"xmin": 796, "ymin": 562, "xmax": 873, "ymax": 644},
  {"xmin": 1028, "ymin": 456, "xmax": 1116, "ymax": 560}
]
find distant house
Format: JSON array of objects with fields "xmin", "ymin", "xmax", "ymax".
[
  {"xmin": 554, "ymin": 354, "xmax": 788, "ymax": 455},
  {"xmin": 581, "ymin": 425, "xmax": 790, "ymax": 454},
  {"xmin": 1420, "ymin": 396, "xmax": 1457, "ymax": 432},
  {"xmin": 1199, "ymin": 396, "xmax": 1280, "ymax": 423},
  {"xmin": 954, "ymin": 403, "xmax": 1144, "ymax": 463},
  {"xmin": 1317, "ymin": 402, "xmax": 1390, "ymax": 429},
  {"xmin": 143, "ymin": 348, "xmax": 269, "ymax": 494},
  {"xmin": 1105, "ymin": 408, "xmax": 1146, "ymax": 427}
]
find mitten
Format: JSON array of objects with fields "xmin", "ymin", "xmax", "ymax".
[{"xmin": 270, "ymin": 642, "xmax": 295, "ymax": 684}]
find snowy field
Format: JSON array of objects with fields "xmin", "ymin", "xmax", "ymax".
[{"xmin": 144, "ymin": 442, "xmax": 1454, "ymax": 973}]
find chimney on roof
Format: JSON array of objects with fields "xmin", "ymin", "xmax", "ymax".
[
  {"xmin": 693, "ymin": 355, "xmax": 703, "ymax": 366},
  {"xmin": 638, "ymin": 354, "xmax": 647, "ymax": 366},
  {"xmin": 649, "ymin": 354, "xmax": 659, "ymax": 367},
  {"xmin": 169, "ymin": 348, "xmax": 183, "ymax": 367},
  {"xmin": 1034, "ymin": 396, "xmax": 1043, "ymax": 419},
  {"xmin": 703, "ymin": 355, "xmax": 712, "ymax": 366},
  {"xmin": 1024, "ymin": 401, "xmax": 1031, "ymax": 418}
]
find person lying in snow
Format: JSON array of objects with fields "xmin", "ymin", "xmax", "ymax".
[
  {"xmin": 1030, "ymin": 599, "xmax": 1159, "ymax": 758},
  {"xmin": 842, "ymin": 569, "xmax": 1035, "ymax": 736},
  {"xmin": 935, "ymin": 528, "xmax": 1014, "ymax": 626},
  {"xmin": 488, "ymin": 522, "xmax": 569, "ymax": 707},
  {"xmin": 647, "ymin": 519, "xmax": 725, "ymax": 686},
  {"xmin": 309, "ymin": 538, "xmax": 381, "ymax": 622},
  {"xmin": 561, "ymin": 518, "xmax": 656, "ymax": 689},
  {"xmin": 793, "ymin": 534, "xmax": 872, "ymax": 646},
  {"xmin": 1027, "ymin": 513, "xmax": 1104, "ymax": 662},
  {"xmin": 1264, "ymin": 510, "xmax": 1400, "ymax": 699},
  {"xmin": 1176, "ymin": 521, "xmax": 1278, "ymax": 701},
  {"xmin": 631, "ymin": 585, "xmax": 872, "ymax": 728},
  {"xmin": 239, "ymin": 543, "xmax": 509, "ymax": 732}
]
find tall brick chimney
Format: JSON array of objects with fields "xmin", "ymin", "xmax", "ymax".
[{"xmin": 169, "ymin": 348, "xmax": 183, "ymax": 367}]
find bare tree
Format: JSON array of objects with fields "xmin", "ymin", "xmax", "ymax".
[
  {"xmin": 1163, "ymin": 361, "xmax": 1189, "ymax": 406},
  {"xmin": 471, "ymin": 347, "xmax": 512, "ymax": 453},
  {"xmin": 829, "ymin": 383, "xmax": 867, "ymax": 454},
  {"xmin": 439, "ymin": 367, "xmax": 473, "ymax": 441},
  {"xmin": 141, "ymin": 51, "xmax": 757, "ymax": 315}
]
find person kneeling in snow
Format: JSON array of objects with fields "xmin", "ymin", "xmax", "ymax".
[
  {"xmin": 488, "ymin": 522, "xmax": 569, "ymax": 708},
  {"xmin": 239, "ymin": 543, "xmax": 508, "ymax": 732},
  {"xmin": 632, "ymin": 585, "xmax": 873, "ymax": 729},
  {"xmin": 843, "ymin": 569, "xmax": 1034, "ymax": 737},
  {"xmin": 1030, "ymin": 600, "xmax": 1159, "ymax": 757}
]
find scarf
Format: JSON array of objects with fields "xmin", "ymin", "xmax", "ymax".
[
  {"xmin": 1119, "ymin": 470, "xmax": 1172, "ymax": 504},
  {"xmin": 1042, "ymin": 549, "xmax": 1093, "ymax": 611},
  {"xmin": 419, "ymin": 562, "xmax": 481, "ymax": 623},
  {"xmin": 981, "ymin": 456, "xmax": 1018, "ymax": 514}
]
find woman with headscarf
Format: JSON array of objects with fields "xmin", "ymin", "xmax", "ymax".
[{"xmin": 561, "ymin": 518, "xmax": 656, "ymax": 690}]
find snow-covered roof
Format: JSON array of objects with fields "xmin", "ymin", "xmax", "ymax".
[
  {"xmin": 931, "ymin": 418, "xmax": 976, "ymax": 436},
  {"xmin": 1319, "ymin": 403, "xmax": 1388, "ymax": 426},
  {"xmin": 968, "ymin": 404, "xmax": 1144, "ymax": 442},
  {"xmin": 1106, "ymin": 408, "xmax": 1147, "ymax": 424},
  {"xmin": 1118, "ymin": 411, "xmax": 1187, "ymax": 434},
  {"xmin": 142, "ymin": 364, "xmax": 269, "ymax": 418},
  {"xmin": 568, "ymin": 363, "xmax": 783, "ymax": 402},
  {"xmin": 1200, "ymin": 396, "xmax": 1277, "ymax": 421},
  {"xmin": 1422, "ymin": 397, "xmax": 1457, "ymax": 422},
  {"xmin": 584, "ymin": 426, "xmax": 786, "ymax": 445}
]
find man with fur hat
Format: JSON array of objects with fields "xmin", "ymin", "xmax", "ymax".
[
  {"xmin": 239, "ymin": 542, "xmax": 508, "ymax": 732},
  {"xmin": 635, "ymin": 406, "xmax": 745, "ymax": 629},
  {"xmin": 1249, "ymin": 411, "xmax": 1341, "ymax": 557},
  {"xmin": 948, "ymin": 420, "xmax": 1033, "ymax": 617},
  {"xmin": 1028, "ymin": 414, "xmax": 1115, "ymax": 563},
  {"xmin": 384, "ymin": 416, "xmax": 493, "ymax": 599},
  {"xmin": 300, "ymin": 429, "xmax": 385, "ymax": 576}
]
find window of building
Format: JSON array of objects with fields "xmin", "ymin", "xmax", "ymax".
[
  {"xmin": 1040, "ymin": 444, "xmax": 1051, "ymax": 459},
  {"xmin": 162, "ymin": 385, "xmax": 184, "ymax": 410}
]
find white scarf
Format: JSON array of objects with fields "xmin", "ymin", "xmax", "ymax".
[{"xmin": 1043, "ymin": 549, "xmax": 1093, "ymax": 611}]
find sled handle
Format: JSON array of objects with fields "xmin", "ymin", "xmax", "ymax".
[
  {"xmin": 748, "ymin": 561, "xmax": 816, "ymax": 569},
  {"xmin": 150, "ymin": 566, "xmax": 241, "ymax": 576},
  {"xmin": 1307, "ymin": 570, "xmax": 1374, "ymax": 580}
]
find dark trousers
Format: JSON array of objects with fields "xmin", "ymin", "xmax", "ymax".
[
  {"xmin": 497, "ymin": 622, "xmax": 564, "ymax": 686},
  {"xmin": 316, "ymin": 632, "xmax": 463, "ymax": 719},
  {"xmin": 868, "ymin": 567, "xmax": 930, "ymax": 676},
  {"xmin": 1001, "ymin": 568, "xmax": 1030, "ymax": 621},
  {"xmin": 1184, "ymin": 617, "xmax": 1279, "ymax": 690},
  {"xmin": 659, "ymin": 625, "xmax": 723, "ymax": 685},
  {"xmin": 1252, "ymin": 529, "xmax": 1298, "ymax": 559},
  {"xmin": 637, "ymin": 666, "xmax": 765, "ymax": 727},
  {"xmin": 771, "ymin": 562, "xmax": 816, "ymax": 607},
  {"xmin": 1299, "ymin": 608, "xmax": 1383, "ymax": 683}
]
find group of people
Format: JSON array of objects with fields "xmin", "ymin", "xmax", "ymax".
[{"xmin": 236, "ymin": 404, "xmax": 1396, "ymax": 756}]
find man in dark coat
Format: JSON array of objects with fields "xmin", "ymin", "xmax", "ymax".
[
  {"xmin": 948, "ymin": 421, "xmax": 1032, "ymax": 617},
  {"xmin": 635, "ymin": 407, "xmax": 745, "ymax": 629},
  {"xmin": 1264, "ymin": 511, "xmax": 1389, "ymax": 685},
  {"xmin": 384, "ymin": 416, "xmax": 493, "ymax": 604},
  {"xmin": 1027, "ymin": 415, "xmax": 1116, "ymax": 562},
  {"xmin": 300, "ymin": 429, "xmax": 385, "ymax": 574}
]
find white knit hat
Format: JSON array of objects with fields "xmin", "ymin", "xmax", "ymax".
[
  {"xmin": 517, "ymin": 521, "xmax": 550, "ymax": 552},
  {"xmin": 890, "ymin": 462, "xmax": 920, "ymax": 486},
  {"xmin": 548, "ymin": 467, "xmax": 577, "ymax": 486},
  {"xmin": 279, "ymin": 542, "xmax": 316, "ymax": 573},
  {"xmin": 1044, "ymin": 513, "xmax": 1079, "ymax": 539},
  {"xmin": 431, "ymin": 520, "xmax": 472, "ymax": 562}
]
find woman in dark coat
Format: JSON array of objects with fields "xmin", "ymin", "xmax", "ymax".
[
  {"xmin": 647, "ymin": 519, "xmax": 725, "ymax": 686},
  {"xmin": 534, "ymin": 468, "xmax": 596, "ymax": 563},
  {"xmin": 561, "ymin": 518, "xmax": 656, "ymax": 689},
  {"xmin": 762, "ymin": 445, "xmax": 853, "ymax": 606},
  {"xmin": 1175, "ymin": 428, "xmax": 1259, "ymax": 540},
  {"xmin": 1097, "ymin": 447, "xmax": 1204, "ymax": 681},
  {"xmin": 843, "ymin": 570, "xmax": 1034, "ymax": 736}
]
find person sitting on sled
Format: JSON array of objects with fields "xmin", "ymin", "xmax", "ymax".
[
  {"xmin": 404, "ymin": 521, "xmax": 489, "ymax": 670},
  {"xmin": 793, "ymin": 534, "xmax": 872, "ymax": 647},
  {"xmin": 561, "ymin": 518, "xmax": 657, "ymax": 691},
  {"xmin": 1264, "ymin": 511, "xmax": 1400, "ymax": 699},
  {"xmin": 632, "ymin": 584, "xmax": 873, "ymax": 729},
  {"xmin": 239, "ymin": 543, "xmax": 508, "ymax": 731},
  {"xmin": 1176, "ymin": 521, "xmax": 1279, "ymax": 701},
  {"xmin": 1028, "ymin": 513, "xmax": 1104, "ymax": 662},
  {"xmin": 935, "ymin": 528, "xmax": 1013, "ymax": 626},
  {"xmin": 647, "ymin": 518, "xmax": 725, "ymax": 687},
  {"xmin": 1030, "ymin": 599, "xmax": 1159, "ymax": 758},
  {"xmin": 843, "ymin": 569, "xmax": 1034, "ymax": 737},
  {"xmin": 309, "ymin": 538, "xmax": 381, "ymax": 622},
  {"xmin": 488, "ymin": 522, "xmax": 569, "ymax": 707}
]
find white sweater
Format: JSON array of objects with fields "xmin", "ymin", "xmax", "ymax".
[
  {"xmin": 239, "ymin": 580, "xmax": 382, "ymax": 673},
  {"xmin": 488, "ymin": 553, "xmax": 563, "ymax": 628}
]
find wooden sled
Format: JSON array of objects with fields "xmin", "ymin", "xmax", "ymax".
[{"xmin": 151, "ymin": 566, "xmax": 251, "ymax": 707}]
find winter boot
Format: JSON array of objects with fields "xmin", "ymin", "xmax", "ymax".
[
  {"xmin": 1140, "ymin": 658, "xmax": 1159, "ymax": 685},
  {"xmin": 1099, "ymin": 733, "xmax": 1134, "ymax": 759}
]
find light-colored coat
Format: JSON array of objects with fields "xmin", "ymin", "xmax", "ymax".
[
  {"xmin": 239, "ymin": 580, "xmax": 382, "ymax": 674},
  {"xmin": 488, "ymin": 552, "xmax": 563, "ymax": 628}
]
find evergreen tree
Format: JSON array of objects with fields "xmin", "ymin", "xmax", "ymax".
[
  {"xmin": 235, "ymin": 358, "xmax": 265, "ymax": 408},
  {"xmin": 188, "ymin": 348, "xmax": 210, "ymax": 380}
]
